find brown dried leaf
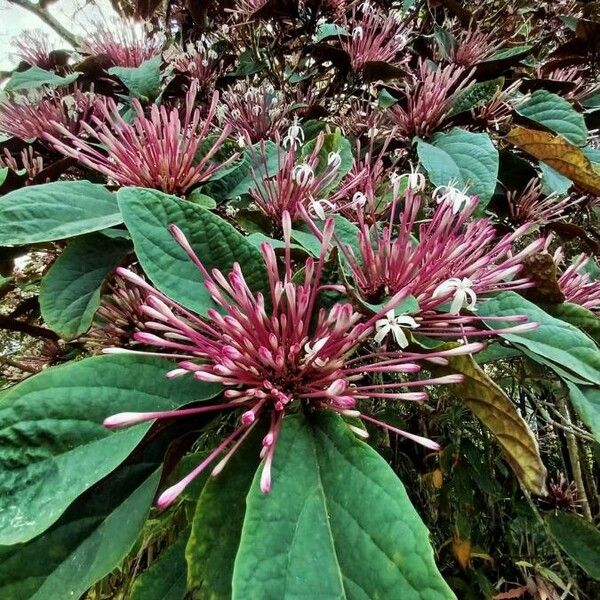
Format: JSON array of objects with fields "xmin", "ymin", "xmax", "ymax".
[
  {"xmin": 505, "ymin": 126, "xmax": 600, "ymax": 196},
  {"xmin": 451, "ymin": 536, "xmax": 472, "ymax": 570},
  {"xmin": 521, "ymin": 253, "xmax": 565, "ymax": 304},
  {"xmin": 439, "ymin": 350, "xmax": 547, "ymax": 495}
]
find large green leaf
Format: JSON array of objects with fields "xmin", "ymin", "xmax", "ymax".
[
  {"xmin": 118, "ymin": 187, "xmax": 269, "ymax": 314},
  {"xmin": 0, "ymin": 466, "xmax": 161, "ymax": 600},
  {"xmin": 108, "ymin": 55, "xmax": 162, "ymax": 101},
  {"xmin": 565, "ymin": 382, "xmax": 600, "ymax": 442},
  {"xmin": 130, "ymin": 529, "xmax": 188, "ymax": 600},
  {"xmin": 0, "ymin": 354, "xmax": 220, "ymax": 545},
  {"xmin": 40, "ymin": 234, "xmax": 130, "ymax": 339},
  {"xmin": 4, "ymin": 66, "xmax": 79, "ymax": 92},
  {"xmin": 0, "ymin": 181, "xmax": 121, "ymax": 246},
  {"xmin": 546, "ymin": 512, "xmax": 600, "ymax": 580},
  {"xmin": 478, "ymin": 292, "xmax": 600, "ymax": 385},
  {"xmin": 515, "ymin": 90, "xmax": 588, "ymax": 146},
  {"xmin": 186, "ymin": 426, "xmax": 263, "ymax": 599},
  {"xmin": 417, "ymin": 128, "xmax": 499, "ymax": 206},
  {"xmin": 541, "ymin": 302, "xmax": 600, "ymax": 346},
  {"xmin": 232, "ymin": 412, "xmax": 455, "ymax": 600}
]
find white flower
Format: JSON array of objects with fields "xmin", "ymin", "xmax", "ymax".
[
  {"xmin": 432, "ymin": 277, "xmax": 477, "ymax": 315},
  {"xmin": 399, "ymin": 170, "xmax": 426, "ymax": 192},
  {"xmin": 327, "ymin": 151, "xmax": 342, "ymax": 170},
  {"xmin": 352, "ymin": 26, "xmax": 364, "ymax": 41},
  {"xmin": 351, "ymin": 191, "xmax": 368, "ymax": 210},
  {"xmin": 433, "ymin": 183, "xmax": 473, "ymax": 214},
  {"xmin": 311, "ymin": 198, "xmax": 336, "ymax": 220},
  {"xmin": 374, "ymin": 310, "xmax": 419, "ymax": 348},
  {"xmin": 293, "ymin": 164, "xmax": 315, "ymax": 187},
  {"xmin": 236, "ymin": 134, "xmax": 246, "ymax": 148},
  {"xmin": 282, "ymin": 117, "xmax": 305, "ymax": 150}
]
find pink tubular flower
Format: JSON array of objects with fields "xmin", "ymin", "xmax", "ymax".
[
  {"xmin": 388, "ymin": 60, "xmax": 473, "ymax": 139},
  {"xmin": 448, "ymin": 27, "xmax": 499, "ymax": 66},
  {"xmin": 508, "ymin": 179, "xmax": 583, "ymax": 226},
  {"xmin": 12, "ymin": 29, "xmax": 55, "ymax": 69},
  {"xmin": 47, "ymin": 82, "xmax": 235, "ymax": 195},
  {"xmin": 0, "ymin": 87, "xmax": 101, "ymax": 142},
  {"xmin": 248, "ymin": 132, "xmax": 345, "ymax": 222},
  {"xmin": 218, "ymin": 80, "xmax": 286, "ymax": 145},
  {"xmin": 341, "ymin": 7, "xmax": 407, "ymax": 71},
  {"xmin": 80, "ymin": 19, "xmax": 164, "ymax": 67},
  {"xmin": 339, "ymin": 189, "xmax": 544, "ymax": 337},
  {"xmin": 554, "ymin": 251, "xmax": 600, "ymax": 313},
  {"xmin": 103, "ymin": 215, "xmax": 483, "ymax": 506},
  {"xmin": 0, "ymin": 147, "xmax": 44, "ymax": 181}
]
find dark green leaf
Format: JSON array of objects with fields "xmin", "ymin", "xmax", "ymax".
[
  {"xmin": 187, "ymin": 425, "xmax": 264, "ymax": 600},
  {"xmin": 301, "ymin": 129, "xmax": 353, "ymax": 187},
  {"xmin": 546, "ymin": 512, "xmax": 600, "ymax": 580},
  {"xmin": 541, "ymin": 302, "xmax": 600, "ymax": 346},
  {"xmin": 482, "ymin": 45, "xmax": 532, "ymax": 62},
  {"xmin": 0, "ymin": 181, "xmax": 121, "ymax": 245},
  {"xmin": 417, "ymin": 128, "xmax": 499, "ymax": 207},
  {"xmin": 565, "ymin": 381, "xmax": 600, "ymax": 442},
  {"xmin": 449, "ymin": 78, "xmax": 504, "ymax": 117},
  {"xmin": 232, "ymin": 412, "xmax": 455, "ymax": 600},
  {"xmin": 478, "ymin": 292, "xmax": 600, "ymax": 385},
  {"xmin": 203, "ymin": 141, "xmax": 281, "ymax": 200},
  {"xmin": 0, "ymin": 354, "xmax": 220, "ymax": 544},
  {"xmin": 39, "ymin": 234, "xmax": 130, "ymax": 339},
  {"xmin": 0, "ymin": 467, "xmax": 161, "ymax": 600},
  {"xmin": 516, "ymin": 90, "xmax": 588, "ymax": 146},
  {"xmin": 315, "ymin": 23, "xmax": 349, "ymax": 41},
  {"xmin": 118, "ymin": 187, "xmax": 269, "ymax": 314},
  {"xmin": 109, "ymin": 55, "xmax": 162, "ymax": 101},
  {"xmin": 4, "ymin": 66, "xmax": 79, "ymax": 92},
  {"xmin": 130, "ymin": 529, "xmax": 188, "ymax": 600}
]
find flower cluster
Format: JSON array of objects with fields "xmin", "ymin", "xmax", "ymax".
[
  {"xmin": 554, "ymin": 250, "xmax": 600, "ymax": 313},
  {"xmin": 388, "ymin": 61, "xmax": 473, "ymax": 139},
  {"xmin": 104, "ymin": 215, "xmax": 481, "ymax": 506},
  {"xmin": 0, "ymin": 87, "xmax": 101, "ymax": 142},
  {"xmin": 80, "ymin": 19, "xmax": 165, "ymax": 67},
  {"xmin": 47, "ymin": 82, "xmax": 234, "ymax": 195}
]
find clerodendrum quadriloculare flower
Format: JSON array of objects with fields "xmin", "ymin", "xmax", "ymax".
[
  {"xmin": 47, "ymin": 80, "xmax": 235, "ymax": 196},
  {"xmin": 103, "ymin": 213, "xmax": 483, "ymax": 508},
  {"xmin": 338, "ymin": 188, "xmax": 544, "ymax": 340}
]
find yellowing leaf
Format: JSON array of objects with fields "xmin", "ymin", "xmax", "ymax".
[
  {"xmin": 452, "ymin": 536, "xmax": 472, "ymax": 570},
  {"xmin": 505, "ymin": 126, "xmax": 600, "ymax": 195},
  {"xmin": 439, "ymin": 351, "xmax": 547, "ymax": 495}
]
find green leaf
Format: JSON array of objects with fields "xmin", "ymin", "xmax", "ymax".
[
  {"xmin": 546, "ymin": 512, "xmax": 600, "ymax": 580},
  {"xmin": 118, "ymin": 187, "xmax": 269, "ymax": 314},
  {"xmin": 417, "ymin": 128, "xmax": 499, "ymax": 207},
  {"xmin": 0, "ymin": 354, "xmax": 220, "ymax": 545},
  {"xmin": 130, "ymin": 530, "xmax": 188, "ymax": 600},
  {"xmin": 315, "ymin": 23, "xmax": 350, "ymax": 41},
  {"xmin": 203, "ymin": 141, "xmax": 281, "ymax": 200},
  {"xmin": 187, "ymin": 425, "xmax": 264, "ymax": 600},
  {"xmin": 4, "ymin": 66, "xmax": 79, "ymax": 92},
  {"xmin": 378, "ymin": 88, "xmax": 398, "ymax": 108},
  {"xmin": 301, "ymin": 130, "xmax": 353, "ymax": 187},
  {"xmin": 108, "ymin": 55, "xmax": 162, "ymax": 101},
  {"xmin": 482, "ymin": 45, "xmax": 532, "ymax": 62},
  {"xmin": 187, "ymin": 189, "xmax": 217, "ymax": 209},
  {"xmin": 39, "ymin": 234, "xmax": 130, "ymax": 339},
  {"xmin": 516, "ymin": 90, "xmax": 588, "ymax": 146},
  {"xmin": 539, "ymin": 162, "xmax": 572, "ymax": 195},
  {"xmin": 565, "ymin": 382, "xmax": 600, "ymax": 442},
  {"xmin": 232, "ymin": 412, "xmax": 455, "ymax": 600},
  {"xmin": 0, "ymin": 467, "xmax": 161, "ymax": 600},
  {"xmin": 478, "ymin": 292, "xmax": 600, "ymax": 385},
  {"xmin": 0, "ymin": 181, "xmax": 121, "ymax": 246},
  {"xmin": 449, "ymin": 77, "xmax": 504, "ymax": 117},
  {"xmin": 541, "ymin": 302, "xmax": 600, "ymax": 346},
  {"xmin": 0, "ymin": 167, "xmax": 8, "ymax": 187}
]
